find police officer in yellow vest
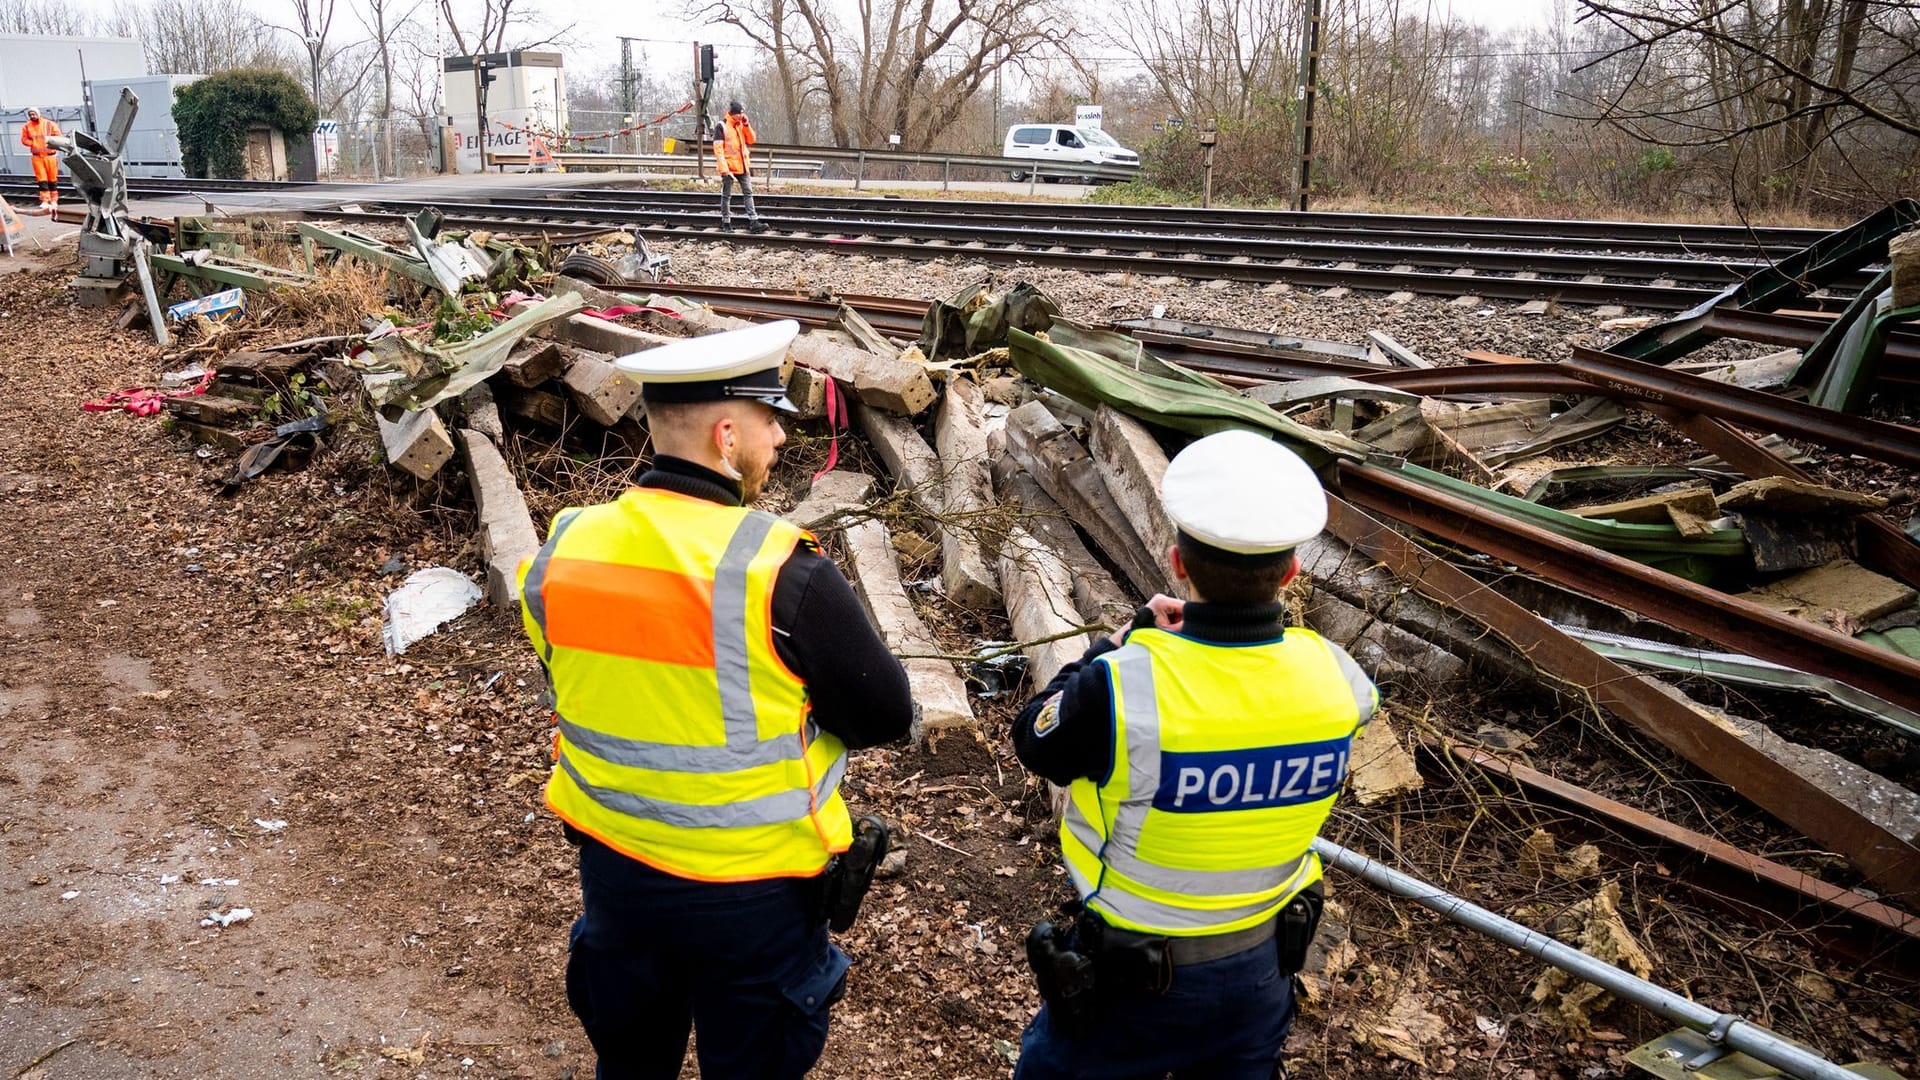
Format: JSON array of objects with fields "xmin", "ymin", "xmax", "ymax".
[
  {"xmin": 1010, "ymin": 429, "xmax": 1378, "ymax": 1080},
  {"xmin": 519, "ymin": 320, "xmax": 914, "ymax": 1079}
]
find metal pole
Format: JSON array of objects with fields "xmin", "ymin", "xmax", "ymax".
[
  {"xmin": 1295, "ymin": 0, "xmax": 1322, "ymax": 211},
  {"xmin": 855, "ymin": 150, "xmax": 865, "ymax": 192},
  {"xmin": 1313, "ymin": 839, "xmax": 1860, "ymax": 1080}
]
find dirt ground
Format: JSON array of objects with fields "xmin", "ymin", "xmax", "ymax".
[{"xmin": 2, "ymin": 246, "xmax": 1916, "ymax": 1080}]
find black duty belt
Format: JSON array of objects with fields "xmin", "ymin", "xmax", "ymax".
[{"xmin": 1165, "ymin": 916, "xmax": 1277, "ymax": 966}]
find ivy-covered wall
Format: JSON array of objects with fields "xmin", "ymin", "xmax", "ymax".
[{"xmin": 173, "ymin": 70, "xmax": 318, "ymax": 180}]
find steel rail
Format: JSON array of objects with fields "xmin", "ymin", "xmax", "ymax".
[
  {"xmin": 319, "ymin": 202, "xmax": 1731, "ymax": 309},
  {"xmin": 1334, "ymin": 462, "xmax": 1920, "ymax": 716},
  {"xmin": 475, "ymin": 191, "xmax": 1843, "ymax": 289},
  {"xmin": 512, "ymin": 187, "xmax": 1825, "ymax": 263},
  {"xmin": 1446, "ymin": 742, "xmax": 1920, "ymax": 947},
  {"xmin": 1316, "ymin": 839, "xmax": 1870, "ymax": 1080},
  {"xmin": 1563, "ymin": 347, "xmax": 1920, "ymax": 470},
  {"xmin": 519, "ymin": 183, "xmax": 1828, "ymax": 251}
]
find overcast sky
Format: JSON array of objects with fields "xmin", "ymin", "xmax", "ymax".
[{"xmin": 63, "ymin": 0, "xmax": 1564, "ymax": 99}]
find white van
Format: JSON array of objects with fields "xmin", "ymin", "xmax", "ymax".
[{"xmin": 1002, "ymin": 124, "xmax": 1139, "ymax": 182}]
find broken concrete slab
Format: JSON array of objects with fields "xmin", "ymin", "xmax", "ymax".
[
  {"xmin": 1752, "ymin": 559, "xmax": 1919, "ymax": 626},
  {"xmin": 460, "ymin": 382, "xmax": 505, "ymax": 445},
  {"xmin": 790, "ymin": 333, "xmax": 938, "ymax": 416},
  {"xmin": 1089, "ymin": 405, "xmax": 1177, "ymax": 587},
  {"xmin": 560, "ymin": 348, "xmax": 644, "ymax": 426},
  {"xmin": 1005, "ymin": 401, "xmax": 1168, "ymax": 598},
  {"xmin": 933, "ymin": 377, "xmax": 1003, "ymax": 610},
  {"xmin": 992, "ymin": 457, "xmax": 1135, "ymax": 638},
  {"xmin": 1717, "ymin": 476, "xmax": 1891, "ymax": 515},
  {"xmin": 1302, "ymin": 590, "xmax": 1469, "ymax": 691},
  {"xmin": 785, "ymin": 364, "xmax": 830, "ymax": 419},
  {"xmin": 376, "ymin": 406, "xmax": 454, "ymax": 480},
  {"xmin": 1656, "ymin": 680, "xmax": 1920, "ymax": 847},
  {"xmin": 457, "ymin": 428, "xmax": 540, "ymax": 607},
  {"xmin": 1891, "ymin": 228, "xmax": 1919, "ymax": 309},
  {"xmin": 853, "ymin": 400, "xmax": 940, "ymax": 504},
  {"xmin": 500, "ymin": 340, "xmax": 566, "ymax": 388},
  {"xmin": 842, "ymin": 519, "xmax": 975, "ymax": 743},
  {"xmin": 1673, "ymin": 349, "xmax": 1801, "ymax": 391},
  {"xmin": 783, "ymin": 470, "xmax": 875, "ymax": 532},
  {"xmin": 996, "ymin": 525, "xmax": 1089, "ymax": 689}
]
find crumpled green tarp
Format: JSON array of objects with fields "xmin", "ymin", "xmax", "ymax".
[{"xmin": 1007, "ymin": 327, "xmax": 1369, "ymax": 472}]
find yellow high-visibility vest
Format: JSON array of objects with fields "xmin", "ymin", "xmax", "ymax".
[
  {"xmin": 1061, "ymin": 627, "xmax": 1377, "ymax": 936},
  {"xmin": 519, "ymin": 488, "xmax": 851, "ymax": 882}
]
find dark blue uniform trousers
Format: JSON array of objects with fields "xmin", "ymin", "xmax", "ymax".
[
  {"xmin": 567, "ymin": 837, "xmax": 851, "ymax": 1080},
  {"xmin": 1013, "ymin": 939, "xmax": 1297, "ymax": 1080}
]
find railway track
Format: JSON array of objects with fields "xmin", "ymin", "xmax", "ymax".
[
  {"xmin": 3, "ymin": 175, "xmax": 1868, "ymax": 310},
  {"xmin": 317, "ymin": 198, "xmax": 1847, "ymax": 313}
]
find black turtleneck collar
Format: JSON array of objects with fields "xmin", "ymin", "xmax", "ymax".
[
  {"xmin": 636, "ymin": 455, "xmax": 742, "ymax": 506},
  {"xmin": 1178, "ymin": 601, "xmax": 1287, "ymax": 644}
]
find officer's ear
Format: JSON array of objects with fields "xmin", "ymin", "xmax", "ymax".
[
  {"xmin": 1278, "ymin": 552, "xmax": 1300, "ymax": 587},
  {"xmin": 1168, "ymin": 544, "xmax": 1188, "ymax": 583}
]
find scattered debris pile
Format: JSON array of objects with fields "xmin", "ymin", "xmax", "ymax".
[{"xmin": 65, "ymin": 196, "xmax": 1920, "ymax": 1075}]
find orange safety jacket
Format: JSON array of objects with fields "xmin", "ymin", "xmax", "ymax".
[
  {"xmin": 21, "ymin": 117, "xmax": 60, "ymax": 157},
  {"xmin": 718, "ymin": 114, "xmax": 755, "ymax": 176}
]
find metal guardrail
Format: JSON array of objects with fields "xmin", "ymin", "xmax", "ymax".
[
  {"xmin": 487, "ymin": 152, "xmax": 827, "ymax": 178},
  {"xmin": 497, "ymin": 139, "xmax": 1141, "ymax": 191}
]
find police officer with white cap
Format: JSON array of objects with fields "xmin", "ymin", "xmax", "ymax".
[
  {"xmin": 518, "ymin": 320, "xmax": 913, "ymax": 1079},
  {"xmin": 1009, "ymin": 428, "xmax": 1379, "ymax": 1080}
]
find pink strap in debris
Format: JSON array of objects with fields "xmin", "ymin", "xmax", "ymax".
[
  {"xmin": 581, "ymin": 305, "xmax": 683, "ymax": 322},
  {"xmin": 80, "ymin": 370, "xmax": 217, "ymax": 418},
  {"xmin": 812, "ymin": 373, "xmax": 845, "ymax": 484}
]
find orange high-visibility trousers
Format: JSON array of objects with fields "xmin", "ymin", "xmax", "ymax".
[{"xmin": 31, "ymin": 153, "xmax": 58, "ymax": 206}]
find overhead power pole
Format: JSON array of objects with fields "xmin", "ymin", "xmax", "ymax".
[
  {"xmin": 618, "ymin": 36, "xmax": 641, "ymax": 155},
  {"xmin": 1294, "ymin": 0, "xmax": 1323, "ymax": 212}
]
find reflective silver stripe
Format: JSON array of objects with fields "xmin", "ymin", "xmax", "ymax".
[
  {"xmin": 1327, "ymin": 640, "xmax": 1379, "ymax": 726},
  {"xmin": 1091, "ymin": 880, "xmax": 1288, "ymax": 931},
  {"xmin": 1106, "ymin": 645, "xmax": 1160, "ymax": 858},
  {"xmin": 558, "ymin": 746, "xmax": 846, "ymax": 830},
  {"xmin": 714, "ymin": 512, "xmax": 779, "ymax": 749},
  {"xmin": 523, "ymin": 507, "xmax": 584, "ymax": 662},
  {"xmin": 1063, "ymin": 806, "xmax": 1305, "ymax": 896},
  {"xmin": 558, "ymin": 713, "xmax": 811, "ymax": 773}
]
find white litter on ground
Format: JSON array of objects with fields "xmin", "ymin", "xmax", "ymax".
[
  {"xmin": 382, "ymin": 567, "xmax": 483, "ymax": 655},
  {"xmin": 200, "ymin": 907, "xmax": 254, "ymax": 928},
  {"xmin": 254, "ymin": 818, "xmax": 288, "ymax": 832}
]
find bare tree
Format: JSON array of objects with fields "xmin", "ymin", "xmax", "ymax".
[
  {"xmin": 109, "ymin": 0, "xmax": 293, "ymax": 75},
  {"xmin": 1109, "ymin": 0, "xmax": 1298, "ymax": 124},
  {"xmin": 696, "ymin": 0, "xmax": 1066, "ymax": 147},
  {"xmin": 1559, "ymin": 0, "xmax": 1920, "ymax": 206},
  {"xmin": 359, "ymin": 0, "xmax": 425, "ymax": 175},
  {"xmin": 435, "ymin": 0, "xmax": 572, "ymax": 54},
  {"xmin": 0, "ymin": 0, "xmax": 93, "ymax": 33}
]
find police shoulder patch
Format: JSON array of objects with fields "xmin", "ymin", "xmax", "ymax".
[{"xmin": 1031, "ymin": 693, "xmax": 1065, "ymax": 737}]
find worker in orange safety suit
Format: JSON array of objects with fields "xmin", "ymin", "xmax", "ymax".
[
  {"xmin": 20, "ymin": 108, "xmax": 61, "ymax": 212},
  {"xmin": 714, "ymin": 100, "xmax": 766, "ymax": 234}
]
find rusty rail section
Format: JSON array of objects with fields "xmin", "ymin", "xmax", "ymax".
[
  {"xmin": 1324, "ymin": 494, "xmax": 1920, "ymax": 900},
  {"xmin": 1334, "ymin": 463, "xmax": 1920, "ymax": 715},
  {"xmin": 1446, "ymin": 743, "xmax": 1920, "ymax": 956},
  {"xmin": 1563, "ymin": 347, "xmax": 1920, "ymax": 471}
]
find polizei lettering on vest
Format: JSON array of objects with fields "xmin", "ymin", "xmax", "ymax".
[{"xmin": 1155, "ymin": 736, "xmax": 1354, "ymax": 812}]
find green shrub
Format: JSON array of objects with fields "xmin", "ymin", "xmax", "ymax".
[{"xmin": 174, "ymin": 69, "xmax": 317, "ymax": 179}]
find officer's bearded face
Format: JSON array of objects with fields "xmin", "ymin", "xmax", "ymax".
[{"xmin": 724, "ymin": 403, "xmax": 786, "ymax": 503}]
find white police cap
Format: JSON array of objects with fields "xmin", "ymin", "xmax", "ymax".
[
  {"xmin": 1162, "ymin": 429, "xmax": 1327, "ymax": 554},
  {"xmin": 614, "ymin": 318, "xmax": 800, "ymax": 414}
]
